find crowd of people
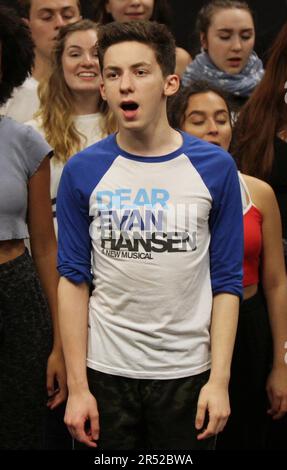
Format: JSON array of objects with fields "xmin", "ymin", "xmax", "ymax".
[{"xmin": 0, "ymin": 0, "xmax": 286, "ymax": 451}]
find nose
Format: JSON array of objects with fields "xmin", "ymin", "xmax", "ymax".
[
  {"xmin": 207, "ymin": 119, "xmax": 219, "ymax": 135},
  {"xmin": 130, "ymin": 0, "xmax": 141, "ymax": 5},
  {"xmin": 80, "ymin": 53, "xmax": 98, "ymax": 67},
  {"xmin": 54, "ymin": 13, "xmax": 67, "ymax": 29},
  {"xmin": 230, "ymin": 34, "xmax": 243, "ymax": 52},
  {"xmin": 120, "ymin": 71, "xmax": 134, "ymax": 93}
]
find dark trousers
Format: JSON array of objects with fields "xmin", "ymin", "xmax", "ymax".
[
  {"xmin": 80, "ymin": 368, "xmax": 216, "ymax": 450},
  {"xmin": 217, "ymin": 291, "xmax": 272, "ymax": 450},
  {"xmin": 0, "ymin": 250, "xmax": 52, "ymax": 449},
  {"xmin": 44, "ymin": 403, "xmax": 73, "ymax": 450}
]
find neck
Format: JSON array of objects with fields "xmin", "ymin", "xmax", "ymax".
[
  {"xmin": 32, "ymin": 51, "xmax": 51, "ymax": 82},
  {"xmin": 71, "ymin": 91, "xmax": 100, "ymax": 116},
  {"xmin": 117, "ymin": 115, "xmax": 182, "ymax": 156}
]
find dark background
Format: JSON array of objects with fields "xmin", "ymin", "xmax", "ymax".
[{"xmin": 1, "ymin": 0, "xmax": 287, "ymax": 61}]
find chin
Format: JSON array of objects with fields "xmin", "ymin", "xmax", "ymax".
[{"xmin": 226, "ymin": 67, "xmax": 242, "ymax": 75}]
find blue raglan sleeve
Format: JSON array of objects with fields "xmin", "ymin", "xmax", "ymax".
[
  {"xmin": 57, "ymin": 163, "xmax": 92, "ymax": 284},
  {"xmin": 209, "ymin": 160, "xmax": 243, "ymax": 299}
]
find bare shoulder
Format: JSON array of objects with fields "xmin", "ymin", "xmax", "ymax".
[
  {"xmin": 242, "ymin": 174, "xmax": 277, "ymax": 213},
  {"xmin": 175, "ymin": 46, "xmax": 192, "ymax": 76}
]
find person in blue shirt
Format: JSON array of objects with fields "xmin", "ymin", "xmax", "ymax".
[{"xmin": 57, "ymin": 20, "xmax": 243, "ymax": 449}]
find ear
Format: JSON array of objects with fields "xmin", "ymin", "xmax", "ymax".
[
  {"xmin": 105, "ymin": 1, "xmax": 111, "ymax": 14},
  {"xmin": 163, "ymin": 74, "xmax": 180, "ymax": 98},
  {"xmin": 200, "ymin": 32, "xmax": 208, "ymax": 51},
  {"xmin": 100, "ymin": 81, "xmax": 107, "ymax": 101},
  {"xmin": 22, "ymin": 17, "xmax": 30, "ymax": 27}
]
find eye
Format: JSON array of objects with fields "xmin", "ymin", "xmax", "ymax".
[
  {"xmin": 69, "ymin": 52, "xmax": 81, "ymax": 57},
  {"xmin": 106, "ymin": 71, "xmax": 118, "ymax": 79},
  {"xmin": 41, "ymin": 14, "xmax": 53, "ymax": 21},
  {"xmin": 241, "ymin": 34, "xmax": 253, "ymax": 40},
  {"xmin": 136, "ymin": 69, "xmax": 148, "ymax": 76},
  {"xmin": 190, "ymin": 120, "xmax": 205, "ymax": 125},
  {"xmin": 219, "ymin": 35, "xmax": 231, "ymax": 40}
]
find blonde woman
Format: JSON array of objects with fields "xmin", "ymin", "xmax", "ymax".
[{"xmin": 26, "ymin": 19, "xmax": 114, "ymax": 233}]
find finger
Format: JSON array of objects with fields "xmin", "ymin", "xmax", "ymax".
[
  {"xmin": 46, "ymin": 388, "xmax": 60, "ymax": 407},
  {"xmin": 197, "ymin": 415, "xmax": 218, "ymax": 440},
  {"xmin": 272, "ymin": 396, "xmax": 287, "ymax": 419},
  {"xmin": 272, "ymin": 410, "xmax": 286, "ymax": 420},
  {"xmin": 69, "ymin": 423, "xmax": 98, "ymax": 448},
  {"xmin": 268, "ymin": 395, "xmax": 281, "ymax": 415},
  {"xmin": 48, "ymin": 390, "xmax": 66, "ymax": 410},
  {"xmin": 46, "ymin": 372, "xmax": 55, "ymax": 397},
  {"xmin": 266, "ymin": 386, "xmax": 273, "ymax": 406},
  {"xmin": 195, "ymin": 403, "xmax": 206, "ymax": 430},
  {"xmin": 90, "ymin": 413, "xmax": 100, "ymax": 441}
]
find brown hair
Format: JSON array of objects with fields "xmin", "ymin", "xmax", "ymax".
[
  {"xmin": 197, "ymin": 0, "xmax": 254, "ymax": 36},
  {"xmin": 36, "ymin": 19, "xmax": 111, "ymax": 163},
  {"xmin": 97, "ymin": 20, "xmax": 176, "ymax": 77},
  {"xmin": 233, "ymin": 21, "xmax": 287, "ymax": 178},
  {"xmin": 168, "ymin": 81, "xmax": 232, "ymax": 130}
]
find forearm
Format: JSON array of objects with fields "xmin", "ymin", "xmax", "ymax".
[
  {"xmin": 209, "ymin": 293, "xmax": 240, "ymax": 385},
  {"xmin": 30, "ymin": 239, "xmax": 61, "ymax": 349},
  {"xmin": 263, "ymin": 281, "xmax": 287, "ymax": 367},
  {"xmin": 58, "ymin": 277, "xmax": 90, "ymax": 393}
]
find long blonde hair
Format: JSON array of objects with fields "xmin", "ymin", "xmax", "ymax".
[{"xmin": 36, "ymin": 20, "xmax": 112, "ymax": 163}]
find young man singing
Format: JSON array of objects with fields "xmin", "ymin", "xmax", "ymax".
[{"xmin": 57, "ymin": 20, "xmax": 243, "ymax": 450}]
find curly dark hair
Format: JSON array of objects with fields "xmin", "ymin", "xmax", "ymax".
[{"xmin": 0, "ymin": 5, "xmax": 34, "ymax": 106}]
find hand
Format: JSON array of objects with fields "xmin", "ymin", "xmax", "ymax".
[
  {"xmin": 266, "ymin": 365, "xmax": 287, "ymax": 419},
  {"xmin": 46, "ymin": 347, "xmax": 68, "ymax": 409},
  {"xmin": 195, "ymin": 380, "xmax": 230, "ymax": 440},
  {"xmin": 64, "ymin": 390, "xmax": 99, "ymax": 448}
]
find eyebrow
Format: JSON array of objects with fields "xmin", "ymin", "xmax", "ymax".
[
  {"xmin": 104, "ymin": 61, "xmax": 152, "ymax": 71},
  {"xmin": 186, "ymin": 109, "xmax": 229, "ymax": 118},
  {"xmin": 38, "ymin": 6, "xmax": 76, "ymax": 14},
  {"xmin": 67, "ymin": 44, "xmax": 97, "ymax": 50},
  {"xmin": 217, "ymin": 28, "xmax": 254, "ymax": 33}
]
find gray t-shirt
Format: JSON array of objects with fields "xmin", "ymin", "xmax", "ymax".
[{"xmin": 0, "ymin": 116, "xmax": 52, "ymax": 240}]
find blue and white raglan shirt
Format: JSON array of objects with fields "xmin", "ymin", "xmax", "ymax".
[{"xmin": 57, "ymin": 131, "xmax": 243, "ymax": 380}]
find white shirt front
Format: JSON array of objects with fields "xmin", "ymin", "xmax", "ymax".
[
  {"xmin": 0, "ymin": 77, "xmax": 39, "ymax": 123},
  {"xmin": 26, "ymin": 113, "xmax": 103, "ymax": 235}
]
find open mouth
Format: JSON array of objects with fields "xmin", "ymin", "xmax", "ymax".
[
  {"xmin": 228, "ymin": 58, "xmax": 242, "ymax": 64},
  {"xmin": 120, "ymin": 101, "xmax": 139, "ymax": 120},
  {"xmin": 120, "ymin": 101, "xmax": 139, "ymax": 111}
]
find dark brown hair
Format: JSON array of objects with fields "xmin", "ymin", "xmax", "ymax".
[
  {"xmin": 168, "ymin": 81, "xmax": 231, "ymax": 130},
  {"xmin": 97, "ymin": 20, "xmax": 176, "ymax": 77},
  {"xmin": 197, "ymin": 0, "xmax": 254, "ymax": 36},
  {"xmin": 233, "ymin": 21, "xmax": 287, "ymax": 178}
]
